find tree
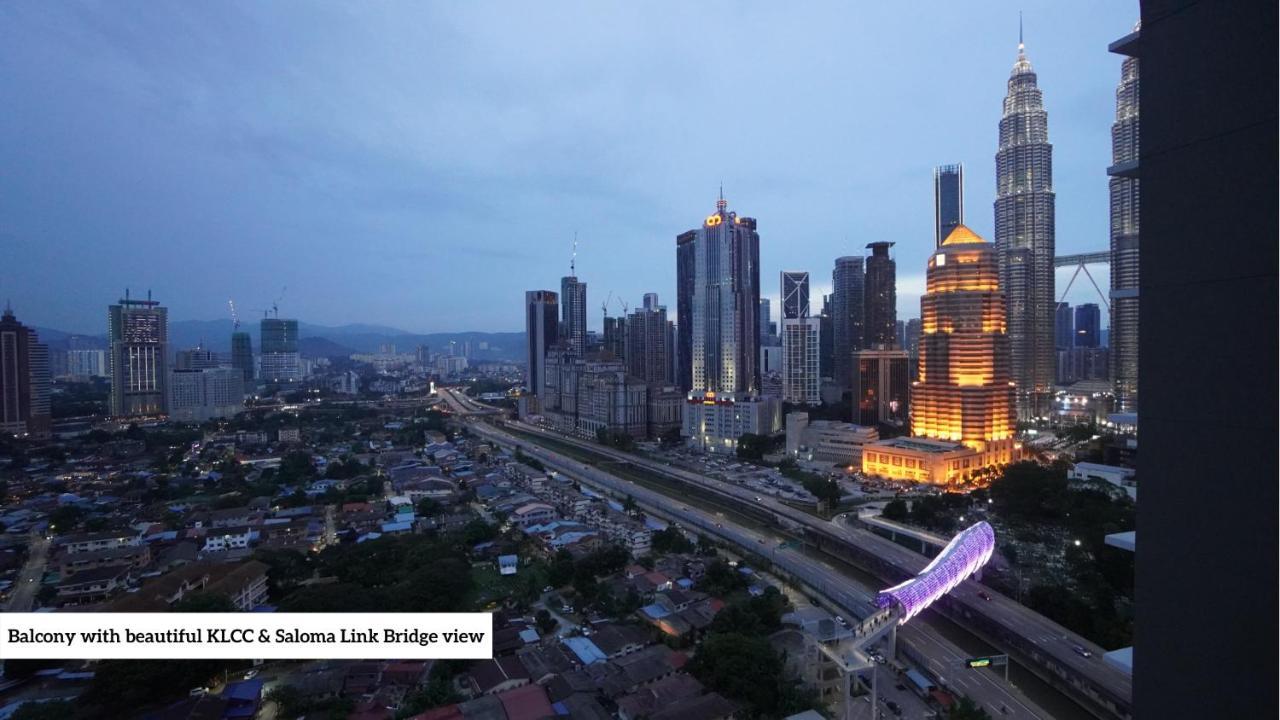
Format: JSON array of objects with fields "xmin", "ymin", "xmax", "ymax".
[
  {"xmin": 687, "ymin": 633, "xmax": 810, "ymax": 719},
  {"xmin": 882, "ymin": 498, "xmax": 909, "ymax": 522},
  {"xmin": 535, "ymin": 608, "xmax": 558, "ymax": 634},
  {"xmin": 658, "ymin": 426, "xmax": 683, "ymax": 448},
  {"xmin": 698, "ymin": 559, "xmax": 748, "ymax": 597},
  {"xmin": 736, "ymin": 433, "xmax": 773, "ymax": 461},
  {"xmin": 950, "ymin": 696, "xmax": 994, "ymax": 719},
  {"xmin": 651, "ymin": 526, "xmax": 695, "ymax": 555},
  {"xmin": 546, "ymin": 550, "xmax": 575, "ymax": 589},
  {"xmin": 622, "ymin": 495, "xmax": 638, "ymax": 512},
  {"xmin": 47, "ymin": 505, "xmax": 85, "ymax": 533},
  {"xmin": 462, "ymin": 518, "xmax": 498, "ymax": 545}
]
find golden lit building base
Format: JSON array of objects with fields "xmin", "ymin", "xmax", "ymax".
[{"xmin": 862, "ymin": 437, "xmax": 1020, "ymax": 489}]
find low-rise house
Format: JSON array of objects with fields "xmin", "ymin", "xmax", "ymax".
[
  {"xmin": 201, "ymin": 526, "xmax": 255, "ymax": 554},
  {"xmin": 650, "ymin": 692, "xmax": 736, "ymax": 720},
  {"xmin": 58, "ymin": 544, "xmax": 151, "ymax": 577},
  {"xmin": 57, "ymin": 566, "xmax": 133, "ymax": 605},
  {"xmin": 467, "ymin": 656, "xmax": 530, "ymax": 696},
  {"xmin": 590, "ymin": 624, "xmax": 651, "ymax": 659},
  {"xmin": 616, "ymin": 673, "xmax": 705, "ymax": 720},
  {"xmin": 59, "ymin": 530, "xmax": 142, "ymax": 555}
]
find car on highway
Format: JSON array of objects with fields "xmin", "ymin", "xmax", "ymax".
[
  {"xmin": 1072, "ymin": 644, "xmax": 1093, "ymax": 658},
  {"xmin": 977, "ymin": 590, "xmax": 993, "ymax": 601},
  {"xmin": 756, "ymin": 538, "xmax": 764, "ymax": 544}
]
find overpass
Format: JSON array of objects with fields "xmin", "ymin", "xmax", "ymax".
[{"xmin": 450, "ymin": 395, "xmax": 1132, "ymax": 720}]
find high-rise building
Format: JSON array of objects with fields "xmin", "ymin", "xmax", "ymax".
[
  {"xmin": 524, "ymin": 290, "xmax": 559, "ymax": 397},
  {"xmin": 176, "ymin": 346, "xmax": 219, "ymax": 370},
  {"xmin": 895, "ymin": 320, "xmax": 906, "ymax": 351},
  {"xmin": 108, "ymin": 292, "xmax": 169, "ymax": 418},
  {"xmin": 995, "ymin": 37, "xmax": 1056, "ymax": 420},
  {"xmin": 259, "ymin": 318, "xmax": 300, "ymax": 388},
  {"xmin": 819, "ymin": 295, "xmax": 834, "ymax": 379},
  {"xmin": 780, "ymin": 271, "xmax": 810, "ymax": 320},
  {"xmin": 904, "ymin": 318, "xmax": 922, "ymax": 382},
  {"xmin": 758, "ymin": 298, "xmax": 772, "ymax": 338},
  {"xmin": 1074, "ymin": 303, "xmax": 1101, "ymax": 348},
  {"xmin": 676, "ymin": 230, "xmax": 696, "ymax": 392},
  {"xmin": 560, "ymin": 275, "xmax": 587, "ymax": 356},
  {"xmin": 67, "ymin": 349, "xmax": 108, "ymax": 378},
  {"xmin": 626, "ymin": 296, "xmax": 671, "ymax": 386},
  {"xmin": 169, "ymin": 367, "xmax": 245, "ymax": 423},
  {"xmin": 231, "ymin": 332, "xmax": 254, "ymax": 384},
  {"xmin": 1109, "ymin": 38, "xmax": 1140, "ymax": 412},
  {"xmin": 863, "ymin": 242, "xmax": 897, "ymax": 348},
  {"xmin": 1055, "ymin": 302, "xmax": 1074, "ymax": 349},
  {"xmin": 852, "ymin": 349, "xmax": 909, "ymax": 428},
  {"xmin": 832, "ymin": 256, "xmax": 865, "ymax": 391},
  {"xmin": 913, "ymin": 226, "xmax": 1016, "ymax": 447},
  {"xmin": 934, "ymin": 164, "xmax": 965, "ymax": 248},
  {"xmin": 0, "ymin": 306, "xmax": 51, "ymax": 438},
  {"xmin": 779, "ymin": 272, "xmax": 819, "ymax": 405},
  {"xmin": 685, "ymin": 193, "xmax": 761, "ymax": 395},
  {"xmin": 602, "ymin": 315, "xmax": 626, "ymax": 361}
]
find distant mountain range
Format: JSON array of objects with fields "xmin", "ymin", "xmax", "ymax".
[{"xmin": 32, "ymin": 320, "xmax": 527, "ymax": 362}]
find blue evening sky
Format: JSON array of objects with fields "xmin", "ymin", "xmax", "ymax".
[{"xmin": 0, "ymin": 1, "xmax": 1136, "ymax": 334}]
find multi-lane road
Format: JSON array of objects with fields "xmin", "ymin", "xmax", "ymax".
[
  {"xmin": 442, "ymin": 389, "xmax": 1051, "ymax": 719},
  {"xmin": 440, "ymin": 388, "xmax": 1131, "ymax": 720},
  {"xmin": 4, "ymin": 531, "xmax": 51, "ymax": 612}
]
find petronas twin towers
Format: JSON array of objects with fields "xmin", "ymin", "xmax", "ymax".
[{"xmin": 994, "ymin": 40, "xmax": 1056, "ymax": 420}]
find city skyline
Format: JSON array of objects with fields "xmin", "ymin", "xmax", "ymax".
[{"xmin": 1, "ymin": 2, "xmax": 1135, "ymax": 335}]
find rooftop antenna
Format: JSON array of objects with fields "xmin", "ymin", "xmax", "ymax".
[
  {"xmin": 717, "ymin": 183, "xmax": 727, "ymax": 212},
  {"xmin": 571, "ymin": 232, "xmax": 577, "ymax": 277},
  {"xmin": 1019, "ymin": 11, "xmax": 1024, "ymax": 50},
  {"xmin": 228, "ymin": 299, "xmax": 240, "ymax": 331}
]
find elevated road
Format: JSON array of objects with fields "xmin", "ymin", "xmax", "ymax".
[{"xmin": 440, "ymin": 389, "xmax": 1131, "ymax": 720}]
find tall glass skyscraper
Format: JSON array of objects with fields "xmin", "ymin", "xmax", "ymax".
[
  {"xmin": 1109, "ymin": 31, "xmax": 1140, "ymax": 411},
  {"xmin": 780, "ymin": 271, "xmax": 810, "ymax": 320},
  {"xmin": 684, "ymin": 194, "xmax": 760, "ymax": 395},
  {"xmin": 780, "ymin": 272, "xmax": 818, "ymax": 405},
  {"xmin": 676, "ymin": 230, "xmax": 696, "ymax": 392},
  {"xmin": 832, "ymin": 256, "xmax": 865, "ymax": 391},
  {"xmin": 863, "ymin": 242, "xmax": 897, "ymax": 348},
  {"xmin": 524, "ymin": 290, "xmax": 559, "ymax": 396},
  {"xmin": 559, "ymin": 274, "xmax": 587, "ymax": 356},
  {"xmin": 934, "ymin": 164, "xmax": 964, "ymax": 248},
  {"xmin": 995, "ymin": 38, "xmax": 1056, "ymax": 420}
]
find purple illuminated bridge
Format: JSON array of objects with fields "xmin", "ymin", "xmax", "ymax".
[{"xmin": 875, "ymin": 521, "xmax": 996, "ymax": 624}]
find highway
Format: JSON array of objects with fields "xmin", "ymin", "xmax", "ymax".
[
  {"xmin": 442, "ymin": 389, "xmax": 1051, "ymax": 719},
  {"xmin": 4, "ymin": 531, "xmax": 51, "ymax": 612},
  {"xmin": 441, "ymin": 388, "xmax": 1130, "ymax": 720}
]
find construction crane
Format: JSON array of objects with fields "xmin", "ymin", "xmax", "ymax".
[
  {"xmin": 615, "ymin": 297, "xmax": 629, "ymax": 316},
  {"xmin": 228, "ymin": 299, "xmax": 240, "ymax": 331},
  {"xmin": 601, "ymin": 291, "xmax": 612, "ymax": 322},
  {"xmin": 271, "ymin": 286, "xmax": 288, "ymax": 318}
]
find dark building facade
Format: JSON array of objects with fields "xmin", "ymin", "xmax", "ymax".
[
  {"xmin": 1074, "ymin": 303, "xmax": 1101, "ymax": 348},
  {"xmin": 676, "ymin": 230, "xmax": 696, "ymax": 392},
  {"xmin": 602, "ymin": 316, "xmax": 626, "ymax": 361},
  {"xmin": 259, "ymin": 317, "xmax": 300, "ymax": 388},
  {"xmin": 995, "ymin": 39, "xmax": 1056, "ymax": 420},
  {"xmin": 852, "ymin": 349, "xmax": 909, "ymax": 428},
  {"xmin": 1054, "ymin": 302, "xmax": 1074, "ymax": 350},
  {"xmin": 1133, "ymin": 3, "xmax": 1276, "ymax": 718},
  {"xmin": 524, "ymin": 290, "xmax": 559, "ymax": 397},
  {"xmin": 832, "ymin": 256, "xmax": 865, "ymax": 391},
  {"xmin": 560, "ymin": 275, "xmax": 587, "ymax": 356},
  {"xmin": 231, "ymin": 331, "xmax": 254, "ymax": 384},
  {"xmin": 933, "ymin": 164, "xmax": 964, "ymax": 248},
  {"xmin": 626, "ymin": 297, "xmax": 671, "ymax": 386},
  {"xmin": 0, "ymin": 307, "xmax": 51, "ymax": 438},
  {"xmin": 818, "ymin": 294, "xmax": 834, "ymax": 380},
  {"xmin": 780, "ymin": 271, "xmax": 810, "ymax": 320},
  {"xmin": 863, "ymin": 242, "xmax": 897, "ymax": 348}
]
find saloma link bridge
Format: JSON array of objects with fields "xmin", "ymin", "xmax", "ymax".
[{"xmin": 439, "ymin": 389, "xmax": 1132, "ymax": 720}]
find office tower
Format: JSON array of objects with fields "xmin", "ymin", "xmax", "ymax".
[
  {"xmin": 524, "ymin": 290, "xmax": 559, "ymax": 396},
  {"xmin": 169, "ymin": 367, "xmax": 244, "ymax": 422},
  {"xmin": 176, "ymin": 346, "xmax": 219, "ymax": 370},
  {"xmin": 852, "ymin": 348, "xmax": 909, "ymax": 427},
  {"xmin": 259, "ymin": 317, "xmax": 300, "ymax": 388},
  {"xmin": 904, "ymin": 318, "xmax": 922, "ymax": 381},
  {"xmin": 414, "ymin": 345, "xmax": 430, "ymax": 366},
  {"xmin": 863, "ymin": 242, "xmax": 897, "ymax": 348},
  {"xmin": 934, "ymin": 164, "xmax": 965, "ymax": 248},
  {"xmin": 895, "ymin": 320, "xmax": 906, "ymax": 351},
  {"xmin": 560, "ymin": 274, "xmax": 587, "ymax": 356},
  {"xmin": 779, "ymin": 271, "xmax": 818, "ymax": 405},
  {"xmin": 758, "ymin": 298, "xmax": 772, "ymax": 337},
  {"xmin": 1134, "ymin": 5, "xmax": 1275, "ymax": 718},
  {"xmin": 231, "ymin": 332, "xmax": 254, "ymax": 383},
  {"xmin": 781, "ymin": 317, "xmax": 821, "ymax": 405},
  {"xmin": 666, "ymin": 320, "xmax": 678, "ymax": 386},
  {"xmin": 832, "ymin": 256, "xmax": 865, "ymax": 391},
  {"xmin": 685, "ymin": 193, "xmax": 761, "ymax": 395},
  {"xmin": 1, "ymin": 306, "xmax": 50, "ymax": 438},
  {"xmin": 1074, "ymin": 303, "xmax": 1101, "ymax": 348},
  {"xmin": 819, "ymin": 295, "xmax": 834, "ymax": 379},
  {"xmin": 108, "ymin": 291, "xmax": 169, "ymax": 418},
  {"xmin": 780, "ymin": 271, "xmax": 810, "ymax": 320},
  {"xmin": 676, "ymin": 230, "xmax": 696, "ymax": 392},
  {"xmin": 1109, "ymin": 39, "xmax": 1141, "ymax": 412},
  {"xmin": 602, "ymin": 316, "xmax": 626, "ymax": 360},
  {"xmin": 626, "ymin": 296, "xmax": 671, "ymax": 386},
  {"xmin": 67, "ymin": 349, "xmax": 108, "ymax": 378},
  {"xmin": 995, "ymin": 36, "xmax": 1056, "ymax": 420},
  {"xmin": 912, "ymin": 226, "xmax": 1016, "ymax": 447},
  {"xmin": 1055, "ymin": 302, "xmax": 1074, "ymax": 349}
]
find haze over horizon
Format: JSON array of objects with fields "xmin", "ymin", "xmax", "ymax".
[{"xmin": 1, "ymin": 1, "xmax": 1133, "ymax": 336}]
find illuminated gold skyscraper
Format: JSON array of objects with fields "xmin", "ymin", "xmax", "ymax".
[{"xmin": 911, "ymin": 225, "xmax": 1016, "ymax": 450}]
